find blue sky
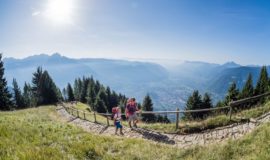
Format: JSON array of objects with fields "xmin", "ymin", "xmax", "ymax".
[{"xmin": 1, "ymin": 0, "xmax": 270, "ymax": 65}]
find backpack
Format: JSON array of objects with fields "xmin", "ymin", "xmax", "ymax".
[
  {"xmin": 127, "ymin": 102, "xmax": 136, "ymax": 114},
  {"xmin": 111, "ymin": 107, "xmax": 118, "ymax": 120}
]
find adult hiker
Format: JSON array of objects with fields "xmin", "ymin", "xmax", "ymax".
[{"xmin": 125, "ymin": 98, "xmax": 139, "ymax": 128}]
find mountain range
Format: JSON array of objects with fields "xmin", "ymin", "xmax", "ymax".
[{"xmin": 3, "ymin": 53, "xmax": 268, "ymax": 110}]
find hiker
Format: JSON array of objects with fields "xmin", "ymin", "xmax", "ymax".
[
  {"xmin": 125, "ymin": 98, "xmax": 139, "ymax": 128},
  {"xmin": 112, "ymin": 106, "xmax": 124, "ymax": 135}
]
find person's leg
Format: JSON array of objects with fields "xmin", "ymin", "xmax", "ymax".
[
  {"xmin": 120, "ymin": 125, "xmax": 124, "ymax": 135},
  {"xmin": 128, "ymin": 120, "xmax": 132, "ymax": 128},
  {"xmin": 133, "ymin": 115, "xmax": 138, "ymax": 128},
  {"xmin": 128, "ymin": 115, "xmax": 133, "ymax": 128},
  {"xmin": 115, "ymin": 127, "xmax": 118, "ymax": 135}
]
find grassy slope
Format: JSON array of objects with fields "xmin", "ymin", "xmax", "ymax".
[
  {"xmin": 142, "ymin": 101, "xmax": 270, "ymax": 133},
  {"xmin": 72, "ymin": 102, "xmax": 270, "ymax": 134},
  {"xmin": 0, "ymin": 106, "xmax": 270, "ymax": 159}
]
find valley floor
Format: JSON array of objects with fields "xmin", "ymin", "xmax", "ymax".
[{"xmin": 0, "ymin": 106, "xmax": 270, "ymax": 160}]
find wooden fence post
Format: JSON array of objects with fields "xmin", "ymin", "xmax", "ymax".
[
  {"xmin": 94, "ymin": 112, "xmax": 97, "ymax": 123},
  {"xmin": 176, "ymin": 108, "xmax": 179, "ymax": 130},
  {"xmin": 229, "ymin": 104, "xmax": 232, "ymax": 121},
  {"xmin": 106, "ymin": 112, "xmax": 110, "ymax": 126}
]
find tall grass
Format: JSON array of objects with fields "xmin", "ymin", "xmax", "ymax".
[
  {"xmin": 142, "ymin": 101, "xmax": 270, "ymax": 133},
  {"xmin": 0, "ymin": 106, "xmax": 270, "ymax": 159}
]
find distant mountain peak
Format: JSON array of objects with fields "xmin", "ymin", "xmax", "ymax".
[
  {"xmin": 222, "ymin": 61, "xmax": 241, "ymax": 68},
  {"xmin": 51, "ymin": 53, "xmax": 62, "ymax": 57}
]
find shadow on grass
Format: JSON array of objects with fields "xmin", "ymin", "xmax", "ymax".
[{"xmin": 132, "ymin": 128, "xmax": 175, "ymax": 145}]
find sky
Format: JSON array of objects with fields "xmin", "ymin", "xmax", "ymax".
[{"xmin": 1, "ymin": 0, "xmax": 270, "ymax": 65}]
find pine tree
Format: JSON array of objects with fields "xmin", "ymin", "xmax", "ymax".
[
  {"xmin": 67, "ymin": 83, "xmax": 75, "ymax": 101},
  {"xmin": 73, "ymin": 78, "xmax": 83, "ymax": 101},
  {"xmin": 32, "ymin": 67, "xmax": 59, "ymax": 105},
  {"xmin": 0, "ymin": 54, "xmax": 13, "ymax": 110},
  {"xmin": 142, "ymin": 94, "xmax": 156, "ymax": 122},
  {"xmin": 12, "ymin": 78, "xmax": 25, "ymax": 108},
  {"xmin": 32, "ymin": 67, "xmax": 43, "ymax": 106},
  {"xmin": 94, "ymin": 97, "xmax": 107, "ymax": 113},
  {"xmin": 94, "ymin": 80, "xmax": 101, "ymax": 94},
  {"xmin": 201, "ymin": 92, "xmax": 213, "ymax": 118},
  {"xmin": 156, "ymin": 115, "xmax": 170, "ymax": 123},
  {"xmin": 225, "ymin": 81, "xmax": 239, "ymax": 104},
  {"xmin": 40, "ymin": 71, "xmax": 59, "ymax": 104},
  {"xmin": 97, "ymin": 87, "xmax": 107, "ymax": 107},
  {"xmin": 23, "ymin": 82, "xmax": 33, "ymax": 107},
  {"xmin": 87, "ymin": 82, "xmax": 96, "ymax": 109},
  {"xmin": 255, "ymin": 66, "xmax": 269, "ymax": 95},
  {"xmin": 241, "ymin": 73, "xmax": 254, "ymax": 98},
  {"xmin": 80, "ymin": 77, "xmax": 89, "ymax": 103},
  {"xmin": 62, "ymin": 88, "xmax": 67, "ymax": 101},
  {"xmin": 105, "ymin": 86, "xmax": 112, "ymax": 112},
  {"xmin": 109, "ymin": 91, "xmax": 119, "ymax": 111},
  {"xmin": 183, "ymin": 90, "xmax": 203, "ymax": 120}
]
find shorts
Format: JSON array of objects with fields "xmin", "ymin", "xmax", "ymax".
[
  {"xmin": 115, "ymin": 121, "xmax": 122, "ymax": 129},
  {"xmin": 128, "ymin": 114, "xmax": 138, "ymax": 122}
]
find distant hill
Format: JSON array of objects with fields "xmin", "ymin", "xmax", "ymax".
[
  {"xmin": 3, "ymin": 53, "xmax": 267, "ymax": 110},
  {"xmin": 4, "ymin": 53, "xmax": 171, "ymax": 109}
]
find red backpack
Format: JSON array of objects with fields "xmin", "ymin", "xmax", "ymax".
[
  {"xmin": 127, "ymin": 102, "xmax": 136, "ymax": 114},
  {"xmin": 111, "ymin": 107, "xmax": 118, "ymax": 120}
]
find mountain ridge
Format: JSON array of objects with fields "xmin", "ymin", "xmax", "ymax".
[{"xmin": 3, "ymin": 53, "xmax": 267, "ymax": 110}]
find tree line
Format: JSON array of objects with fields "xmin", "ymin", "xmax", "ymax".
[
  {"xmin": 1, "ymin": 53, "xmax": 168, "ymax": 122},
  {"xmin": 62, "ymin": 76, "xmax": 128, "ymax": 113},
  {"xmin": 184, "ymin": 66, "xmax": 270, "ymax": 120}
]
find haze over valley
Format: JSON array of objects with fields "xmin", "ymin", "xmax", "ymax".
[{"xmin": 4, "ymin": 53, "xmax": 266, "ymax": 110}]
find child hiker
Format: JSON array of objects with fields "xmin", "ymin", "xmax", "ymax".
[{"xmin": 112, "ymin": 106, "xmax": 124, "ymax": 135}]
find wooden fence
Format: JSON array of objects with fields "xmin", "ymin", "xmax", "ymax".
[{"xmin": 59, "ymin": 92, "xmax": 270, "ymax": 130}]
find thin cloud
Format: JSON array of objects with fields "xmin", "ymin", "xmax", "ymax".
[{"xmin": 32, "ymin": 11, "xmax": 41, "ymax": 16}]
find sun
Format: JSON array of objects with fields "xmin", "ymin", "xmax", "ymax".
[{"xmin": 44, "ymin": 0, "xmax": 74, "ymax": 24}]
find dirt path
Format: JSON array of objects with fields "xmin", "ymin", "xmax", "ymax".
[{"xmin": 56, "ymin": 106, "xmax": 270, "ymax": 148}]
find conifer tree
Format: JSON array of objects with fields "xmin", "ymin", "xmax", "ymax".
[
  {"xmin": 0, "ymin": 54, "xmax": 13, "ymax": 110},
  {"xmin": 94, "ymin": 96, "xmax": 107, "ymax": 113},
  {"xmin": 201, "ymin": 92, "xmax": 213, "ymax": 118},
  {"xmin": 32, "ymin": 67, "xmax": 59, "ymax": 105},
  {"xmin": 40, "ymin": 71, "xmax": 59, "ymax": 104},
  {"xmin": 23, "ymin": 82, "xmax": 33, "ymax": 107},
  {"xmin": 142, "ymin": 94, "xmax": 156, "ymax": 122},
  {"xmin": 80, "ymin": 77, "xmax": 89, "ymax": 103},
  {"xmin": 67, "ymin": 83, "xmax": 75, "ymax": 101},
  {"xmin": 202, "ymin": 93, "xmax": 213, "ymax": 108},
  {"xmin": 87, "ymin": 83, "xmax": 96, "ymax": 109},
  {"xmin": 105, "ymin": 86, "xmax": 112, "ymax": 111},
  {"xmin": 73, "ymin": 78, "xmax": 83, "ymax": 101},
  {"xmin": 225, "ymin": 81, "xmax": 239, "ymax": 104},
  {"xmin": 32, "ymin": 67, "xmax": 43, "ymax": 105},
  {"xmin": 96, "ymin": 87, "xmax": 107, "ymax": 108},
  {"xmin": 94, "ymin": 80, "xmax": 101, "ymax": 94},
  {"xmin": 62, "ymin": 88, "xmax": 67, "ymax": 101},
  {"xmin": 241, "ymin": 73, "xmax": 254, "ymax": 98},
  {"xmin": 183, "ymin": 90, "xmax": 202, "ymax": 120},
  {"xmin": 110, "ymin": 91, "xmax": 119, "ymax": 107},
  {"xmin": 255, "ymin": 66, "xmax": 269, "ymax": 95},
  {"xmin": 12, "ymin": 78, "xmax": 25, "ymax": 108}
]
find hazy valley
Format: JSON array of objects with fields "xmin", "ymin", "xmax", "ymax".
[{"xmin": 3, "ymin": 53, "xmax": 267, "ymax": 110}]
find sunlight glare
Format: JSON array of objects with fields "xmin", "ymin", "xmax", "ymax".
[{"xmin": 44, "ymin": 0, "xmax": 74, "ymax": 24}]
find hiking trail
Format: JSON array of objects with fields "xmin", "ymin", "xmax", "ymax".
[{"xmin": 56, "ymin": 105, "xmax": 270, "ymax": 148}]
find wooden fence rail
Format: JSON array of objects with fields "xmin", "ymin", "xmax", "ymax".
[{"xmin": 59, "ymin": 92, "xmax": 270, "ymax": 130}]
